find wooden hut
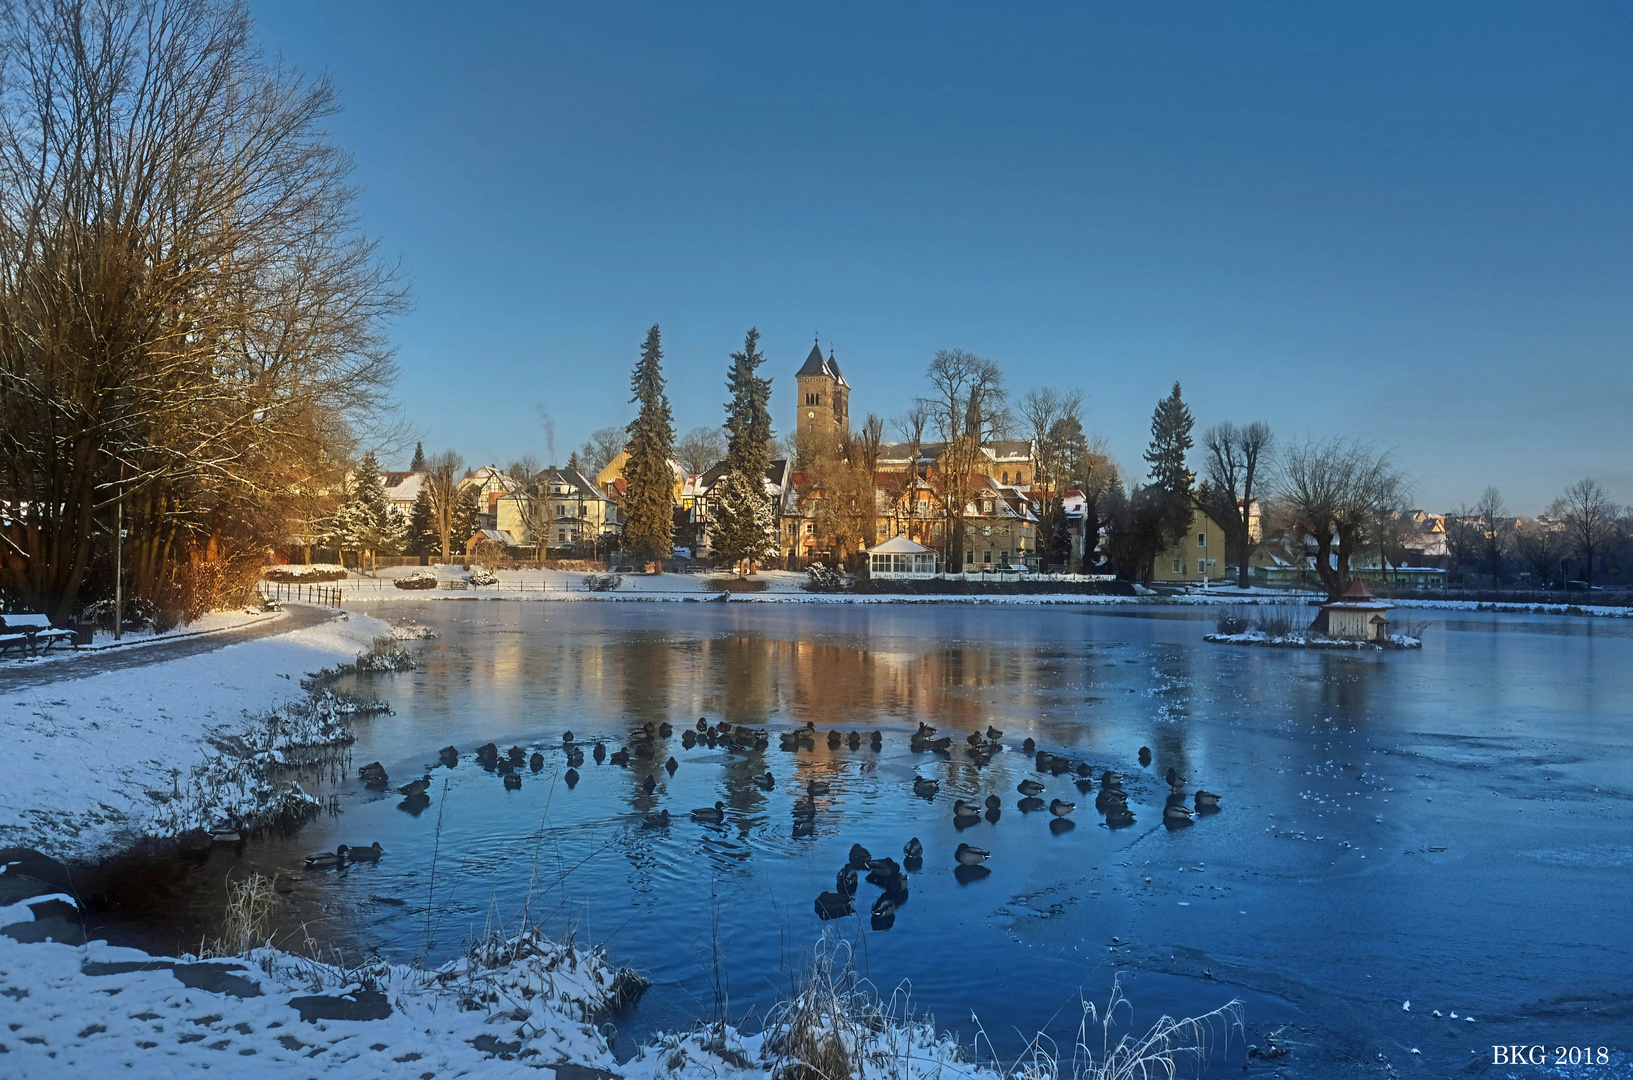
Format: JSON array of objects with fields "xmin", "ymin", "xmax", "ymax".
[{"xmin": 1312, "ymin": 580, "xmax": 1393, "ymax": 641}]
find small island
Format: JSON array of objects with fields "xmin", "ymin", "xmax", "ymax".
[{"xmin": 1207, "ymin": 581, "xmax": 1423, "ymax": 650}]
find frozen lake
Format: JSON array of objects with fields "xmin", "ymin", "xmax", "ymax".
[{"xmin": 95, "ymin": 601, "xmax": 1633, "ymax": 1076}]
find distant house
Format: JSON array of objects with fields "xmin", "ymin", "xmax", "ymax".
[
  {"xmin": 380, "ymin": 470, "xmax": 424, "ymax": 513},
  {"xmin": 465, "ymin": 527, "xmax": 521, "ymax": 556},
  {"xmin": 1152, "ymin": 502, "xmax": 1230, "ymax": 584},
  {"xmin": 460, "ymin": 466, "xmax": 513, "ymax": 530},
  {"xmin": 1313, "ymin": 580, "xmax": 1393, "ymax": 641},
  {"xmin": 682, "ymin": 458, "xmax": 792, "ymax": 561},
  {"xmin": 494, "ymin": 466, "xmax": 619, "ymax": 556},
  {"xmin": 866, "ymin": 535, "xmax": 939, "ymax": 579}
]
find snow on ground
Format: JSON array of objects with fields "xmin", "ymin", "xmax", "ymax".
[
  {"xmin": 1, "ymin": 609, "xmax": 391, "ymax": 863},
  {"xmin": 18, "ymin": 608, "xmax": 284, "ymax": 667}
]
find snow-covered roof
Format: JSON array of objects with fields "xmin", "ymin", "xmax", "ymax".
[{"xmin": 867, "ymin": 535, "xmax": 933, "ymax": 554}]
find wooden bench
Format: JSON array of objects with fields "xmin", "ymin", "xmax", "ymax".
[{"xmin": 0, "ymin": 614, "xmax": 79, "ymax": 657}]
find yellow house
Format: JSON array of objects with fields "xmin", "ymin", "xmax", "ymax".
[
  {"xmin": 1152, "ymin": 502, "xmax": 1230, "ymax": 583},
  {"xmin": 596, "ymin": 450, "xmax": 685, "ymax": 504}
]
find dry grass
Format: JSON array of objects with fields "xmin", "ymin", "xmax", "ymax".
[{"xmin": 203, "ymin": 872, "xmax": 280, "ymax": 957}]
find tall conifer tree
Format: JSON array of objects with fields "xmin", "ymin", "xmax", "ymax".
[
  {"xmin": 1144, "ymin": 382, "xmax": 1195, "ymax": 496},
  {"xmin": 723, "ymin": 327, "xmax": 774, "ymax": 480},
  {"xmin": 410, "ymin": 442, "xmax": 426, "ymax": 472},
  {"xmin": 623, "ymin": 325, "xmax": 676, "ymax": 563}
]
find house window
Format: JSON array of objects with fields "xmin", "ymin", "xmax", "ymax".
[
  {"xmin": 983, "ymin": 551, "xmax": 992, "ymax": 564},
  {"xmin": 805, "ymin": 523, "xmax": 814, "ymax": 535},
  {"xmin": 1172, "ymin": 559, "xmax": 1183, "ymax": 574},
  {"xmin": 1002, "ymin": 471, "xmax": 1009, "ymax": 484},
  {"xmin": 558, "ymin": 530, "xmax": 566, "ymax": 542},
  {"xmin": 1197, "ymin": 560, "xmax": 1207, "ymax": 575},
  {"xmin": 1198, "ymin": 533, "xmax": 1207, "ymax": 547},
  {"xmin": 1016, "ymin": 472, "xmax": 1024, "ymax": 485},
  {"xmin": 1001, "ymin": 551, "xmax": 1009, "ymax": 564},
  {"xmin": 965, "ymin": 550, "xmax": 974, "ymax": 565}
]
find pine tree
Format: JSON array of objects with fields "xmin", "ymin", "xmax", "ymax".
[
  {"xmin": 1144, "ymin": 382, "xmax": 1195, "ymax": 496},
  {"xmin": 451, "ymin": 485, "xmax": 482, "ymax": 552},
  {"xmin": 567, "ymin": 450, "xmax": 583, "ymax": 474},
  {"xmin": 709, "ymin": 468, "xmax": 779, "ymax": 574},
  {"xmin": 335, "ymin": 452, "xmax": 405, "ymax": 573},
  {"xmin": 723, "ymin": 327, "xmax": 773, "ymax": 481},
  {"xmin": 622, "ymin": 325, "xmax": 676, "ymax": 564},
  {"xmin": 406, "ymin": 487, "xmax": 436, "ymax": 557},
  {"xmin": 410, "ymin": 441, "xmax": 426, "ymax": 472}
]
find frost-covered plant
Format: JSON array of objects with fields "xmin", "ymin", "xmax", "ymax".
[
  {"xmin": 805, "ymin": 565, "xmax": 847, "ymax": 592},
  {"xmin": 1215, "ymin": 609, "xmax": 1249, "ymax": 635},
  {"xmin": 469, "ymin": 566, "xmax": 499, "ymax": 586},
  {"xmin": 395, "ymin": 568, "xmax": 439, "ymax": 590},
  {"xmin": 264, "ymin": 564, "xmax": 348, "ymax": 582},
  {"xmin": 584, "ymin": 573, "xmax": 622, "ymax": 592}
]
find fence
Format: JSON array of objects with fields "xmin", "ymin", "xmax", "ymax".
[
  {"xmin": 333, "ymin": 576, "xmax": 610, "ymax": 595},
  {"xmin": 260, "ymin": 582, "xmax": 345, "ymax": 608}
]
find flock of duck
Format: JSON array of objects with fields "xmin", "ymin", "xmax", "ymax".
[{"xmin": 306, "ymin": 719, "xmax": 1225, "ymax": 900}]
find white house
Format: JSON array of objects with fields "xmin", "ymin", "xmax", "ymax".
[{"xmin": 867, "ymin": 535, "xmax": 939, "ymax": 579}]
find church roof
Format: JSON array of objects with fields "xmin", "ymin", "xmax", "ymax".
[{"xmin": 795, "ymin": 342, "xmax": 849, "ymax": 387}]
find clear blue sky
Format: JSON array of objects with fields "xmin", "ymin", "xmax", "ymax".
[{"xmin": 253, "ymin": 2, "xmax": 1632, "ymax": 514}]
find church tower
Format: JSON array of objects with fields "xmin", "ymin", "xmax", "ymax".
[{"xmin": 794, "ymin": 341, "xmax": 849, "ymax": 442}]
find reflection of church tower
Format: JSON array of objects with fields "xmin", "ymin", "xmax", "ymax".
[{"xmin": 794, "ymin": 340, "xmax": 849, "ymax": 441}]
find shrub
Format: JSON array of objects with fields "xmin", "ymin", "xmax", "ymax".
[
  {"xmin": 805, "ymin": 565, "xmax": 847, "ymax": 592},
  {"xmin": 1215, "ymin": 610, "xmax": 1249, "ymax": 635},
  {"xmin": 585, "ymin": 573, "xmax": 622, "ymax": 592},
  {"xmin": 395, "ymin": 569, "xmax": 438, "ymax": 590},
  {"xmin": 468, "ymin": 567, "xmax": 499, "ymax": 586},
  {"xmin": 264, "ymin": 564, "xmax": 348, "ymax": 583}
]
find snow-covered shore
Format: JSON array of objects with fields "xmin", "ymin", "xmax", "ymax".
[{"xmin": 1, "ymin": 609, "xmax": 393, "ymax": 864}]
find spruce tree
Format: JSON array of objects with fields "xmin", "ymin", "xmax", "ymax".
[
  {"xmin": 1143, "ymin": 382, "xmax": 1195, "ymax": 496},
  {"xmin": 410, "ymin": 441, "xmax": 426, "ymax": 472},
  {"xmin": 709, "ymin": 468, "xmax": 779, "ymax": 574},
  {"xmin": 623, "ymin": 324, "xmax": 676, "ymax": 564},
  {"xmin": 406, "ymin": 487, "xmax": 435, "ymax": 557},
  {"xmin": 723, "ymin": 327, "xmax": 773, "ymax": 481},
  {"xmin": 712, "ymin": 327, "xmax": 776, "ymax": 573}
]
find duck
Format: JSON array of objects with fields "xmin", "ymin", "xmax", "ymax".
[
  {"xmin": 691, "ymin": 801, "xmax": 726, "ymax": 823},
  {"xmin": 916, "ymin": 722, "xmax": 937, "ymax": 737},
  {"xmin": 827, "ymin": 730, "xmax": 843, "ymax": 748},
  {"xmin": 681, "ymin": 730, "xmax": 697, "ymax": 748},
  {"xmin": 1017, "ymin": 796, "xmax": 1046, "ymax": 813},
  {"xmin": 869, "ymin": 731, "xmax": 883, "ymax": 748},
  {"xmin": 507, "ymin": 746, "xmax": 526, "ymax": 765},
  {"xmin": 1165, "ymin": 767, "xmax": 1186, "ymax": 788},
  {"xmin": 753, "ymin": 771, "xmax": 775, "ymax": 791},
  {"xmin": 792, "ymin": 818, "xmax": 816, "ymax": 839},
  {"xmin": 1017, "ymin": 779, "xmax": 1045, "ymax": 797},
  {"xmin": 1022, "ymin": 737, "xmax": 1036, "ymax": 753},
  {"xmin": 658, "ymin": 722, "xmax": 673, "ymax": 737},
  {"xmin": 475, "ymin": 743, "xmax": 500, "ymax": 767},
  {"xmin": 953, "ymin": 799, "xmax": 983, "ymax": 819},
  {"xmin": 1101, "ymin": 771, "xmax": 1123, "ymax": 790},
  {"xmin": 346, "ymin": 841, "xmax": 384, "ymax": 862},
  {"xmin": 438, "ymin": 746, "xmax": 459, "ymax": 767},
  {"xmin": 397, "ymin": 775, "xmax": 431, "ymax": 797},
  {"xmin": 1105, "ymin": 807, "xmax": 1136, "ymax": 828},
  {"xmin": 665, "ymin": 756, "xmax": 679, "ymax": 775},
  {"xmin": 912, "ymin": 776, "xmax": 940, "ymax": 798},
  {"xmin": 564, "ymin": 767, "xmax": 580, "ymax": 787},
  {"xmin": 567, "ymin": 748, "xmax": 585, "ymax": 768},
  {"xmin": 641, "ymin": 775, "xmax": 657, "ymax": 794},
  {"xmin": 1138, "ymin": 746, "xmax": 1152, "ymax": 767},
  {"xmin": 807, "ymin": 779, "xmax": 831, "ymax": 797},
  {"xmin": 529, "ymin": 753, "xmax": 544, "ymax": 772},
  {"xmin": 791, "ymin": 798, "xmax": 817, "ymax": 819},
  {"xmin": 697, "ymin": 717, "xmax": 709, "ymax": 732},
  {"xmin": 303, "ymin": 845, "xmax": 350, "ymax": 870},
  {"xmin": 986, "ymin": 725, "xmax": 1003, "ymax": 740},
  {"xmin": 955, "ymin": 843, "xmax": 990, "ymax": 866},
  {"xmin": 984, "ymin": 793, "xmax": 1002, "ymax": 811},
  {"xmin": 563, "ymin": 731, "xmax": 575, "ymax": 744},
  {"xmin": 1034, "ymin": 751, "xmax": 1056, "ymax": 771},
  {"xmin": 593, "ymin": 742, "xmax": 607, "ymax": 764},
  {"xmin": 1194, "ymin": 790, "xmax": 1221, "ymax": 808},
  {"xmin": 871, "ymin": 893, "xmax": 897, "ymax": 919},
  {"xmin": 966, "ymin": 731, "xmax": 985, "ymax": 746},
  {"xmin": 1075, "ymin": 761, "xmax": 1093, "ymax": 777},
  {"xmin": 1074, "ymin": 777, "xmax": 1096, "ymax": 794},
  {"xmin": 609, "ymin": 749, "xmax": 630, "ymax": 767},
  {"xmin": 815, "ymin": 891, "xmax": 854, "ymax": 920},
  {"xmin": 903, "ymin": 837, "xmax": 923, "ymax": 860},
  {"xmin": 1049, "ymin": 799, "xmax": 1076, "ymax": 818},
  {"xmin": 836, "ymin": 865, "xmax": 858, "ymax": 895},
  {"xmin": 848, "ymin": 843, "xmax": 873, "ymax": 869},
  {"xmin": 358, "ymin": 762, "xmax": 389, "ymax": 789},
  {"xmin": 847, "ymin": 732, "xmax": 861, "ymax": 749},
  {"xmin": 1095, "ymin": 789, "xmax": 1128, "ymax": 812},
  {"xmin": 504, "ymin": 773, "xmax": 522, "ymax": 790},
  {"xmin": 1163, "ymin": 804, "xmax": 1194, "ymax": 826},
  {"xmin": 641, "ymin": 809, "xmax": 670, "ymax": 828}
]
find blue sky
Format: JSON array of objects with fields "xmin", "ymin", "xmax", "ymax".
[{"xmin": 253, "ymin": 2, "xmax": 1632, "ymax": 514}]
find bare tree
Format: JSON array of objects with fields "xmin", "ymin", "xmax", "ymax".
[
  {"xmin": 1274, "ymin": 438, "xmax": 1409, "ymax": 600},
  {"xmin": 675, "ymin": 425, "xmax": 726, "ymax": 476},
  {"xmin": 0, "ymin": 0, "xmax": 404, "ymax": 623},
  {"xmin": 1472, "ymin": 486, "xmax": 1511, "ymax": 587},
  {"xmin": 499, "ymin": 457, "xmax": 554, "ymax": 560},
  {"xmin": 919, "ymin": 349, "xmax": 1008, "ymax": 566},
  {"xmin": 423, "ymin": 451, "xmax": 465, "ymax": 563},
  {"xmin": 1550, "ymin": 478, "xmax": 1621, "ymax": 586},
  {"xmin": 578, "ymin": 426, "xmax": 627, "ymax": 478},
  {"xmin": 1197, "ymin": 421, "xmax": 1274, "ymax": 588}
]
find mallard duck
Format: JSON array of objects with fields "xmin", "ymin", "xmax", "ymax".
[
  {"xmin": 641, "ymin": 809, "xmax": 670, "ymax": 828},
  {"xmin": 567, "ymin": 748, "xmax": 585, "ymax": 767},
  {"xmin": 1049, "ymin": 799, "xmax": 1075, "ymax": 818},
  {"xmin": 984, "ymin": 793, "xmax": 1002, "ymax": 811},
  {"xmin": 1034, "ymin": 752, "xmax": 1056, "ymax": 771},
  {"xmin": 346, "ymin": 841, "xmax": 384, "ymax": 862},
  {"xmin": 697, "ymin": 717, "xmax": 709, "ymax": 732},
  {"xmin": 691, "ymin": 801, "xmax": 726, "ymax": 823},
  {"xmin": 986, "ymin": 725, "xmax": 1003, "ymax": 740},
  {"xmin": 1164, "ymin": 804, "xmax": 1193, "ymax": 826},
  {"xmin": 507, "ymin": 746, "xmax": 526, "ymax": 764},
  {"xmin": 1101, "ymin": 771, "xmax": 1123, "ymax": 790},
  {"xmin": 529, "ymin": 753, "xmax": 544, "ymax": 772},
  {"xmin": 564, "ymin": 767, "xmax": 580, "ymax": 787},
  {"xmin": 609, "ymin": 749, "xmax": 630, "ymax": 766},
  {"xmin": 1165, "ymin": 767, "xmax": 1185, "ymax": 788},
  {"xmin": 871, "ymin": 893, "xmax": 897, "ymax": 919},
  {"xmin": 593, "ymin": 742, "xmax": 607, "ymax": 763},
  {"xmin": 1095, "ymin": 789, "xmax": 1128, "ymax": 812},
  {"xmin": 916, "ymin": 722, "xmax": 937, "ymax": 737},
  {"xmin": 681, "ymin": 730, "xmax": 697, "ymax": 748},
  {"xmin": 562, "ymin": 731, "xmax": 575, "ymax": 744},
  {"xmin": 912, "ymin": 776, "xmax": 939, "ymax": 798},
  {"xmin": 641, "ymin": 775, "xmax": 657, "ymax": 794},
  {"xmin": 504, "ymin": 773, "xmax": 522, "ymax": 790},
  {"xmin": 1138, "ymin": 746, "xmax": 1152, "ymax": 766},
  {"xmin": 1076, "ymin": 761, "xmax": 1093, "ymax": 777},
  {"xmin": 815, "ymin": 891, "xmax": 853, "ymax": 920},
  {"xmin": 1022, "ymin": 737, "xmax": 1036, "ymax": 753},
  {"xmin": 955, "ymin": 843, "xmax": 990, "ymax": 866},
  {"xmin": 807, "ymin": 779, "xmax": 831, "ymax": 797},
  {"xmin": 903, "ymin": 837, "xmax": 923, "ymax": 860},
  {"xmin": 847, "ymin": 731, "xmax": 861, "ymax": 749},
  {"xmin": 953, "ymin": 799, "xmax": 982, "ymax": 818},
  {"xmin": 753, "ymin": 771, "xmax": 775, "ymax": 790},
  {"xmin": 303, "ymin": 845, "xmax": 349, "ymax": 869},
  {"xmin": 966, "ymin": 731, "xmax": 985, "ymax": 746},
  {"xmin": 475, "ymin": 743, "xmax": 499, "ymax": 766},
  {"xmin": 827, "ymin": 730, "xmax": 842, "ymax": 747},
  {"xmin": 836, "ymin": 865, "xmax": 858, "ymax": 895},
  {"xmin": 1194, "ymin": 790, "xmax": 1221, "ymax": 808},
  {"xmin": 397, "ymin": 775, "xmax": 430, "ymax": 797},
  {"xmin": 848, "ymin": 843, "xmax": 872, "ymax": 869},
  {"xmin": 665, "ymin": 756, "xmax": 678, "ymax": 775},
  {"xmin": 1105, "ymin": 807, "xmax": 1135, "ymax": 828},
  {"xmin": 869, "ymin": 731, "xmax": 883, "ymax": 748},
  {"xmin": 1017, "ymin": 779, "xmax": 1045, "ymax": 797},
  {"xmin": 438, "ymin": 746, "xmax": 458, "ymax": 767},
  {"xmin": 792, "ymin": 818, "xmax": 815, "ymax": 839},
  {"xmin": 658, "ymin": 722, "xmax": 673, "ymax": 737}
]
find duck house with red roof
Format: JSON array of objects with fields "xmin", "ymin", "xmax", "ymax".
[{"xmin": 1312, "ymin": 581, "xmax": 1393, "ymax": 642}]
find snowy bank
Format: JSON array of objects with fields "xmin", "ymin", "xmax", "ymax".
[
  {"xmin": 1204, "ymin": 630, "xmax": 1422, "ymax": 651},
  {"xmin": 1, "ymin": 609, "xmax": 393, "ymax": 864}
]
